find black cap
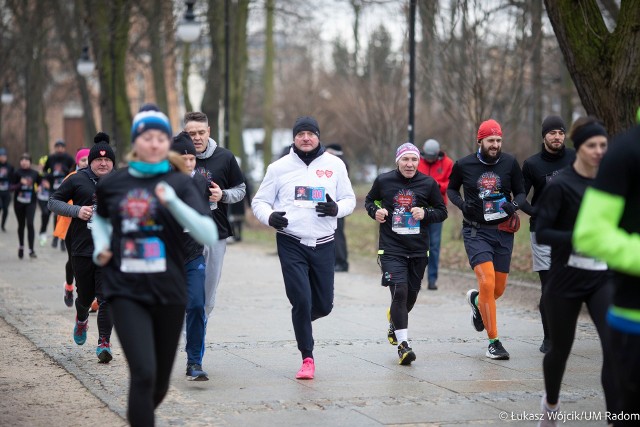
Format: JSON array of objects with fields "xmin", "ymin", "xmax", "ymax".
[
  {"xmin": 541, "ymin": 115, "xmax": 566, "ymax": 138},
  {"xmin": 171, "ymin": 131, "xmax": 197, "ymax": 156},
  {"xmin": 292, "ymin": 116, "xmax": 320, "ymax": 139},
  {"xmin": 54, "ymin": 139, "xmax": 66, "ymax": 147}
]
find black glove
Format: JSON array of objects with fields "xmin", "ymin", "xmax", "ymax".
[
  {"xmin": 461, "ymin": 201, "xmax": 474, "ymax": 217},
  {"xmin": 315, "ymin": 194, "xmax": 339, "ymax": 217},
  {"xmin": 501, "ymin": 201, "xmax": 518, "ymax": 216},
  {"xmin": 268, "ymin": 211, "xmax": 288, "ymax": 230}
]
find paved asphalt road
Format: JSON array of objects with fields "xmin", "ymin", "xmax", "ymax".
[{"xmin": 0, "ymin": 212, "xmax": 609, "ymax": 426}]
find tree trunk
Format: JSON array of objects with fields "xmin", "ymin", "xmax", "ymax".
[
  {"xmin": 52, "ymin": 0, "xmax": 97, "ymax": 143},
  {"xmin": 262, "ymin": 0, "xmax": 275, "ymax": 171},
  {"xmin": 9, "ymin": 0, "xmax": 49, "ymax": 157},
  {"xmin": 202, "ymin": 0, "xmax": 224, "ymax": 142},
  {"xmin": 144, "ymin": 0, "xmax": 169, "ymax": 113},
  {"xmin": 531, "ymin": 0, "xmax": 543, "ymax": 148},
  {"xmin": 418, "ymin": 0, "xmax": 437, "ymax": 108},
  {"xmin": 544, "ymin": 0, "xmax": 640, "ymax": 134},
  {"xmin": 181, "ymin": 44, "xmax": 193, "ymax": 113},
  {"xmin": 228, "ymin": 0, "xmax": 249, "ymax": 160},
  {"xmin": 86, "ymin": 0, "xmax": 132, "ymax": 161}
]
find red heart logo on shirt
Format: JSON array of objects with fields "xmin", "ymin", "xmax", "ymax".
[
  {"xmin": 316, "ymin": 170, "xmax": 325, "ymax": 177},
  {"xmin": 325, "ymin": 170, "xmax": 333, "ymax": 177}
]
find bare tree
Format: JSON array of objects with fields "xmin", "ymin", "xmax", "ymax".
[
  {"xmin": 7, "ymin": 0, "xmax": 51, "ymax": 156},
  {"xmin": 85, "ymin": 0, "xmax": 133, "ymax": 160},
  {"xmin": 51, "ymin": 0, "xmax": 97, "ymax": 143},
  {"xmin": 545, "ymin": 0, "xmax": 640, "ymax": 134},
  {"xmin": 262, "ymin": 0, "xmax": 275, "ymax": 170}
]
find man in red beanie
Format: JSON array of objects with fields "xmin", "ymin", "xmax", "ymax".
[{"xmin": 447, "ymin": 119, "xmax": 526, "ymax": 360}]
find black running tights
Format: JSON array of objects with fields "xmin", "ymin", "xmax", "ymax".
[
  {"xmin": 110, "ymin": 298, "xmax": 184, "ymax": 427},
  {"xmin": 542, "ymin": 284, "xmax": 618, "ymax": 413},
  {"xmin": 13, "ymin": 202, "xmax": 36, "ymax": 250},
  {"xmin": 389, "ymin": 285, "xmax": 419, "ymax": 330},
  {"xmin": 72, "ymin": 256, "xmax": 112, "ymax": 343},
  {"xmin": 0, "ymin": 192, "xmax": 10, "ymax": 229},
  {"xmin": 538, "ymin": 270, "xmax": 549, "ymax": 340}
]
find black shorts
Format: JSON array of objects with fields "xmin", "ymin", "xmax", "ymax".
[
  {"xmin": 462, "ymin": 226, "xmax": 514, "ymax": 273},
  {"xmin": 378, "ymin": 254, "xmax": 428, "ymax": 291}
]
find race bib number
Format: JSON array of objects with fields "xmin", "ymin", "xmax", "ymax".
[
  {"xmin": 37, "ymin": 187, "xmax": 50, "ymax": 201},
  {"xmin": 483, "ymin": 196, "xmax": 508, "ymax": 221},
  {"xmin": 53, "ymin": 177, "xmax": 65, "ymax": 190},
  {"xmin": 16, "ymin": 191, "xmax": 32, "ymax": 204},
  {"xmin": 567, "ymin": 251, "xmax": 608, "ymax": 271},
  {"xmin": 391, "ymin": 212, "xmax": 420, "ymax": 235},
  {"xmin": 120, "ymin": 237, "xmax": 167, "ymax": 273},
  {"xmin": 294, "ymin": 186, "xmax": 325, "ymax": 208}
]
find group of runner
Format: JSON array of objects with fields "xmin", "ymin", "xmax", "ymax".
[{"xmin": 1, "ymin": 107, "xmax": 638, "ymax": 427}]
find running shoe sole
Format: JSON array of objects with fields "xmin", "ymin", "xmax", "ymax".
[
  {"xmin": 398, "ymin": 350, "xmax": 416, "ymax": 365},
  {"xmin": 97, "ymin": 349, "xmax": 113, "ymax": 364},
  {"xmin": 466, "ymin": 289, "xmax": 485, "ymax": 332}
]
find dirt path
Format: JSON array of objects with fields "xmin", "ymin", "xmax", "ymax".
[{"xmin": 0, "ymin": 316, "xmax": 126, "ymax": 427}]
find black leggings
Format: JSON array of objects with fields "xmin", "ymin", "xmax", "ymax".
[
  {"xmin": 14, "ymin": 202, "xmax": 36, "ymax": 250},
  {"xmin": 72, "ymin": 257, "xmax": 112, "ymax": 343},
  {"xmin": 538, "ymin": 270, "xmax": 549, "ymax": 340},
  {"xmin": 0, "ymin": 192, "xmax": 11, "ymax": 229},
  {"xmin": 64, "ymin": 243, "xmax": 74, "ymax": 284},
  {"xmin": 542, "ymin": 283, "xmax": 618, "ymax": 413},
  {"xmin": 110, "ymin": 298, "xmax": 184, "ymax": 427},
  {"xmin": 389, "ymin": 285, "xmax": 419, "ymax": 330},
  {"xmin": 38, "ymin": 199, "xmax": 53, "ymax": 234}
]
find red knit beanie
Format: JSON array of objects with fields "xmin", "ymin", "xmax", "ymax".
[{"xmin": 477, "ymin": 119, "xmax": 502, "ymax": 141}]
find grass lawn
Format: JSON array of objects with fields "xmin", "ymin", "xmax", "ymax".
[{"xmin": 242, "ymin": 183, "xmax": 537, "ymax": 283}]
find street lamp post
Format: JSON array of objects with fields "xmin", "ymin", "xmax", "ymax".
[
  {"xmin": 408, "ymin": 0, "xmax": 416, "ymax": 144},
  {"xmin": 177, "ymin": 0, "xmax": 200, "ymax": 43},
  {"xmin": 1, "ymin": 84, "xmax": 14, "ymax": 105},
  {"xmin": 76, "ymin": 45, "xmax": 96, "ymax": 77},
  {"xmin": 224, "ymin": 0, "xmax": 229, "ymax": 148},
  {"xmin": 176, "ymin": 0, "xmax": 202, "ymax": 118}
]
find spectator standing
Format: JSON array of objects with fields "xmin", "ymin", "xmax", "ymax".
[
  {"xmin": 325, "ymin": 143, "xmax": 350, "ymax": 272},
  {"xmin": 417, "ymin": 138, "xmax": 453, "ymax": 290}
]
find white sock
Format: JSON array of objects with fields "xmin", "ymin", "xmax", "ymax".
[{"xmin": 395, "ymin": 329, "xmax": 408, "ymax": 344}]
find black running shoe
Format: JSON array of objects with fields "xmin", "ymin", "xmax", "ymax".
[
  {"xmin": 466, "ymin": 289, "xmax": 484, "ymax": 332},
  {"xmin": 486, "ymin": 340, "xmax": 510, "ymax": 360},
  {"xmin": 29, "ymin": 251, "xmax": 37, "ymax": 259},
  {"xmin": 397, "ymin": 341, "xmax": 416, "ymax": 365},
  {"xmin": 64, "ymin": 283, "xmax": 74, "ymax": 307},
  {"xmin": 186, "ymin": 364, "xmax": 209, "ymax": 381},
  {"xmin": 18, "ymin": 248, "xmax": 24, "ymax": 259}
]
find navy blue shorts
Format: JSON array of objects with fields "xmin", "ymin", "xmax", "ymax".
[
  {"xmin": 462, "ymin": 226, "xmax": 514, "ymax": 273},
  {"xmin": 378, "ymin": 254, "xmax": 428, "ymax": 291}
]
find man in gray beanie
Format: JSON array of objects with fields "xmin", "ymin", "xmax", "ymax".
[
  {"xmin": 519, "ymin": 115, "xmax": 575, "ymax": 354},
  {"xmin": 418, "ymin": 139, "xmax": 453, "ymax": 290}
]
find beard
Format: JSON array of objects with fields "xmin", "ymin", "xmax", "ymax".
[
  {"xmin": 544, "ymin": 138, "xmax": 564, "ymax": 153},
  {"xmin": 480, "ymin": 144, "xmax": 501, "ymax": 161}
]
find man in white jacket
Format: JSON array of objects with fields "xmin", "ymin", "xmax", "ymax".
[{"xmin": 252, "ymin": 116, "xmax": 356, "ymax": 380}]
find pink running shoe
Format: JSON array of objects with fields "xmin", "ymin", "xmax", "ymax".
[{"xmin": 295, "ymin": 357, "xmax": 315, "ymax": 379}]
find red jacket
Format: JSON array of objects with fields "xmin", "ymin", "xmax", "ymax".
[{"xmin": 418, "ymin": 152, "xmax": 453, "ymax": 204}]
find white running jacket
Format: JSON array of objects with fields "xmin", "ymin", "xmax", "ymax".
[{"xmin": 252, "ymin": 148, "xmax": 356, "ymax": 246}]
